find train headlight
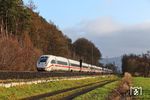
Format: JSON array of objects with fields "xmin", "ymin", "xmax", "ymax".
[{"xmin": 45, "ymin": 62, "xmax": 48, "ymax": 66}]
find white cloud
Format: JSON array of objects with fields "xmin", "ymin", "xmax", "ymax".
[
  {"xmin": 82, "ymin": 17, "xmax": 122, "ymax": 35},
  {"xmin": 64, "ymin": 17, "xmax": 123, "ymax": 38},
  {"xmin": 63, "ymin": 17, "xmax": 150, "ymax": 57}
]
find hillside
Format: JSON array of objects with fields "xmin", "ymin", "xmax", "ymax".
[{"xmin": 0, "ymin": 0, "xmax": 101, "ymax": 71}]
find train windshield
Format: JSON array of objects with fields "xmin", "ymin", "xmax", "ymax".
[{"xmin": 39, "ymin": 56, "xmax": 48, "ymax": 62}]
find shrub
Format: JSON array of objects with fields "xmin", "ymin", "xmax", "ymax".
[{"xmin": 0, "ymin": 33, "xmax": 42, "ymax": 71}]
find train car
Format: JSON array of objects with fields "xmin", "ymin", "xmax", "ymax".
[
  {"xmin": 82, "ymin": 63, "xmax": 90, "ymax": 72},
  {"xmin": 37, "ymin": 55, "xmax": 70, "ymax": 71},
  {"xmin": 98, "ymin": 66, "xmax": 103, "ymax": 73},
  {"xmin": 93, "ymin": 66, "xmax": 100, "ymax": 73},
  {"xmin": 37, "ymin": 55, "xmax": 113, "ymax": 73},
  {"xmin": 54, "ymin": 56, "xmax": 70, "ymax": 71},
  {"xmin": 37, "ymin": 55, "xmax": 55, "ymax": 71},
  {"xmin": 107, "ymin": 69, "xmax": 113, "ymax": 74},
  {"xmin": 102, "ymin": 68, "xmax": 112, "ymax": 74},
  {"xmin": 90, "ymin": 65, "xmax": 102, "ymax": 73},
  {"xmin": 102, "ymin": 68, "xmax": 106, "ymax": 74},
  {"xmin": 68, "ymin": 59, "xmax": 80, "ymax": 71},
  {"xmin": 90, "ymin": 65, "xmax": 96, "ymax": 72}
]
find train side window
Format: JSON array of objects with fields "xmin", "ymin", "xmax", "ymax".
[
  {"xmin": 51, "ymin": 60, "xmax": 56, "ymax": 64},
  {"xmin": 71, "ymin": 63, "xmax": 80, "ymax": 67},
  {"xmin": 57, "ymin": 61, "xmax": 68, "ymax": 65},
  {"xmin": 83, "ymin": 66, "xmax": 88, "ymax": 68}
]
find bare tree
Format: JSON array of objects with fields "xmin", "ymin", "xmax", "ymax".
[{"xmin": 26, "ymin": 0, "xmax": 37, "ymax": 11}]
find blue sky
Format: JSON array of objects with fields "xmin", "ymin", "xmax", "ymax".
[
  {"xmin": 23, "ymin": 0, "xmax": 150, "ymax": 57},
  {"xmin": 23, "ymin": 0, "xmax": 150, "ymax": 28}
]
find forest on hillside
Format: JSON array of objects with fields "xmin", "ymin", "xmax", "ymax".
[{"xmin": 0, "ymin": 0, "xmax": 101, "ymax": 71}]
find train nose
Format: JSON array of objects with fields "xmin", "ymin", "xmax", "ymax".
[{"xmin": 38, "ymin": 62, "xmax": 46, "ymax": 68}]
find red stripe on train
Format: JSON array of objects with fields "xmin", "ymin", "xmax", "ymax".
[{"xmin": 47, "ymin": 64, "xmax": 90, "ymax": 71}]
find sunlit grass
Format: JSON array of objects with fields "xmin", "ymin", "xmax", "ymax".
[
  {"xmin": 0, "ymin": 75, "xmax": 117, "ymax": 100},
  {"xmin": 74, "ymin": 81, "xmax": 119, "ymax": 100},
  {"xmin": 133, "ymin": 77, "xmax": 150, "ymax": 99}
]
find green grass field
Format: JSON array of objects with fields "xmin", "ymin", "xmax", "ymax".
[
  {"xmin": 45, "ymin": 80, "xmax": 118, "ymax": 100},
  {"xmin": 133, "ymin": 77, "xmax": 150, "ymax": 99},
  {"xmin": 74, "ymin": 81, "xmax": 119, "ymax": 100},
  {"xmin": 0, "ymin": 75, "xmax": 117, "ymax": 100}
]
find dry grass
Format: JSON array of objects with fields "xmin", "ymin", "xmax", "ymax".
[{"xmin": 107, "ymin": 72, "xmax": 132, "ymax": 100}]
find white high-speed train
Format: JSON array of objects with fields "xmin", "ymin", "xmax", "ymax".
[{"xmin": 37, "ymin": 55, "xmax": 112, "ymax": 73}]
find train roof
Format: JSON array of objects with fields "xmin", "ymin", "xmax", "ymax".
[
  {"xmin": 40, "ymin": 55, "xmax": 56, "ymax": 57},
  {"xmin": 68, "ymin": 59, "xmax": 79, "ymax": 63}
]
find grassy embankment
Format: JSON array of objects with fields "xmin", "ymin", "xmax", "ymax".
[
  {"xmin": 133, "ymin": 77, "xmax": 150, "ymax": 99},
  {"xmin": 74, "ymin": 81, "xmax": 118, "ymax": 100},
  {"xmin": 44, "ymin": 80, "xmax": 118, "ymax": 100},
  {"xmin": 0, "ymin": 75, "xmax": 118, "ymax": 100}
]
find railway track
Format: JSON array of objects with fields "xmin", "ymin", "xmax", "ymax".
[
  {"xmin": 0, "ymin": 71, "xmax": 104, "ymax": 80},
  {"xmin": 21, "ymin": 80, "xmax": 117, "ymax": 100}
]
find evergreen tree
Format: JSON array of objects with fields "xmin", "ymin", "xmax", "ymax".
[{"xmin": 0, "ymin": 0, "xmax": 30, "ymax": 35}]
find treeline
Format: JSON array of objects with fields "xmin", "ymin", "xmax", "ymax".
[
  {"xmin": 0, "ymin": 0, "xmax": 101, "ymax": 71},
  {"xmin": 73, "ymin": 38, "xmax": 101, "ymax": 65},
  {"xmin": 122, "ymin": 52, "xmax": 150, "ymax": 77}
]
